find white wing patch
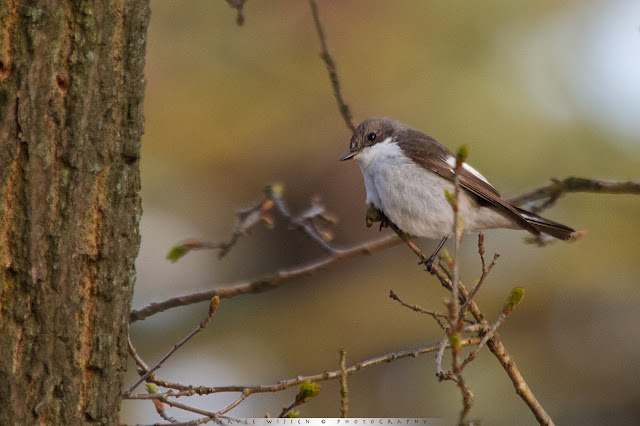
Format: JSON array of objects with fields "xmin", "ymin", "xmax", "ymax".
[{"xmin": 445, "ymin": 156, "xmax": 489, "ymax": 184}]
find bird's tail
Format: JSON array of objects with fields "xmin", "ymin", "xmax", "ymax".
[{"xmin": 515, "ymin": 207, "xmax": 576, "ymax": 241}]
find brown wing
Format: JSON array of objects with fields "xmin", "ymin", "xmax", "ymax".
[{"xmin": 397, "ymin": 133, "xmax": 540, "ymax": 235}]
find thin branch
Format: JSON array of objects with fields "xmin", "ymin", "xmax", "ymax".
[
  {"xmin": 308, "ymin": 0, "xmax": 355, "ymax": 132},
  {"xmin": 461, "ymin": 290, "xmax": 522, "ymax": 370},
  {"xmin": 339, "ymin": 349, "xmax": 348, "ymax": 418},
  {"xmin": 389, "ymin": 289, "xmax": 447, "ymax": 329},
  {"xmin": 486, "ymin": 334, "xmax": 554, "ymax": 425},
  {"xmin": 151, "ymin": 398, "xmax": 180, "ymax": 424},
  {"xmin": 449, "ymin": 160, "xmax": 462, "ymax": 331},
  {"xmin": 278, "ymin": 401, "xmax": 297, "ymax": 418},
  {"xmin": 167, "ymin": 197, "xmax": 274, "ymax": 262},
  {"xmin": 435, "ymin": 335, "xmax": 449, "ymax": 380},
  {"xmin": 429, "ymin": 263, "xmax": 554, "ymax": 424},
  {"xmin": 459, "ymin": 234, "xmax": 499, "ymax": 318},
  {"xmin": 130, "ymin": 235, "xmax": 400, "ymax": 322},
  {"xmin": 507, "ymin": 177, "xmax": 640, "ymax": 210},
  {"xmin": 447, "ymin": 149, "xmax": 473, "ymax": 425},
  {"xmin": 130, "ymin": 418, "xmax": 215, "ymax": 426},
  {"xmin": 460, "ymin": 253, "xmax": 498, "ymax": 315},
  {"xmin": 126, "ymin": 297, "xmax": 220, "ymax": 394},
  {"xmin": 154, "ymin": 396, "xmax": 219, "ymax": 421},
  {"xmin": 128, "ymin": 335, "xmax": 183, "ymax": 423},
  {"xmin": 477, "ymin": 232, "xmax": 486, "ymax": 271},
  {"xmin": 125, "ymin": 338, "xmax": 482, "ymax": 401},
  {"xmin": 432, "ymin": 267, "xmax": 554, "ymax": 426},
  {"xmin": 455, "ymin": 376, "xmax": 474, "ymax": 425},
  {"xmin": 127, "ymin": 333, "xmax": 151, "ymax": 373},
  {"xmin": 268, "ymin": 186, "xmax": 337, "ymax": 254},
  {"xmin": 217, "ymin": 392, "xmax": 248, "ymax": 415},
  {"xmin": 167, "ymin": 185, "xmax": 337, "ymax": 262}
]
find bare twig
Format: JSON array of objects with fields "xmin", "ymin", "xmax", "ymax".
[
  {"xmin": 507, "ymin": 177, "xmax": 640, "ymax": 211},
  {"xmin": 167, "ymin": 185, "xmax": 337, "ymax": 262},
  {"xmin": 461, "ymin": 253, "xmax": 498, "ymax": 315},
  {"xmin": 393, "ymin": 226, "xmax": 429, "ymax": 264},
  {"xmin": 435, "ymin": 335, "xmax": 449, "ymax": 380},
  {"xmin": 429, "ymin": 262, "xmax": 555, "ymax": 424},
  {"xmin": 485, "ymin": 334, "xmax": 554, "ymax": 425},
  {"xmin": 448, "ymin": 151, "xmax": 464, "ymax": 327},
  {"xmin": 462, "ymin": 323, "xmax": 490, "ymax": 334},
  {"xmin": 461, "ymin": 288, "xmax": 524, "ymax": 370},
  {"xmin": 151, "ymin": 397, "xmax": 180, "ymax": 424},
  {"xmin": 278, "ymin": 401, "xmax": 298, "ymax": 418},
  {"xmin": 308, "ymin": 0, "xmax": 355, "ymax": 132},
  {"xmin": 131, "ymin": 235, "xmax": 401, "ymax": 322},
  {"xmin": 152, "ymin": 396, "xmax": 219, "ymax": 421},
  {"xmin": 167, "ymin": 194, "xmax": 276, "ymax": 262},
  {"xmin": 339, "ymin": 349, "xmax": 348, "ymax": 418},
  {"xmin": 126, "ymin": 338, "xmax": 482, "ymax": 401},
  {"xmin": 446, "ymin": 148, "xmax": 474, "ymax": 424},
  {"xmin": 127, "ymin": 333, "xmax": 151, "ymax": 373},
  {"xmin": 126, "ymin": 297, "xmax": 220, "ymax": 394},
  {"xmin": 459, "ymin": 233, "xmax": 500, "ymax": 318},
  {"xmin": 122, "ymin": 417, "xmax": 221, "ymax": 426},
  {"xmin": 478, "ymin": 231, "xmax": 485, "ymax": 268},
  {"xmin": 217, "ymin": 392, "xmax": 248, "ymax": 416},
  {"xmin": 389, "ymin": 289, "xmax": 447, "ymax": 329},
  {"xmin": 128, "ymin": 336, "xmax": 183, "ymax": 423},
  {"xmin": 267, "ymin": 186, "xmax": 337, "ymax": 254},
  {"xmin": 431, "ymin": 266, "xmax": 554, "ymax": 426}
]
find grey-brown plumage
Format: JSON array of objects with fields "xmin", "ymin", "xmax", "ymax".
[{"xmin": 341, "ymin": 117, "xmax": 575, "ymax": 241}]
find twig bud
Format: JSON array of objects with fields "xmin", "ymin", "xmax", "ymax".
[
  {"xmin": 166, "ymin": 243, "xmax": 193, "ymax": 263},
  {"xmin": 505, "ymin": 287, "xmax": 525, "ymax": 314},
  {"xmin": 265, "ymin": 183, "xmax": 284, "ymax": 198},
  {"xmin": 456, "ymin": 145, "xmax": 469, "ymax": 167},
  {"xmin": 299, "ymin": 381, "xmax": 321, "ymax": 400},
  {"xmin": 209, "ymin": 296, "xmax": 220, "ymax": 317},
  {"xmin": 444, "ymin": 189, "xmax": 457, "ymax": 208},
  {"xmin": 449, "ymin": 334, "xmax": 460, "ymax": 350}
]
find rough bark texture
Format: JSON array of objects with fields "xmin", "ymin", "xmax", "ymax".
[{"xmin": 0, "ymin": 1, "xmax": 149, "ymax": 424}]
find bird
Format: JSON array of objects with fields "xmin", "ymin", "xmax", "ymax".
[{"xmin": 339, "ymin": 117, "xmax": 575, "ymax": 268}]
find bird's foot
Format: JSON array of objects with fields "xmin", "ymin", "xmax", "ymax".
[
  {"xmin": 418, "ymin": 255, "xmax": 437, "ymax": 274},
  {"xmin": 365, "ymin": 205, "xmax": 391, "ymax": 231}
]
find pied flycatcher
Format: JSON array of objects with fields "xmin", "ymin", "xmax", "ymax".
[{"xmin": 340, "ymin": 117, "xmax": 575, "ymax": 265}]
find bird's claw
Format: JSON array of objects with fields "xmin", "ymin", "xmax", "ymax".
[
  {"xmin": 418, "ymin": 256, "xmax": 436, "ymax": 274},
  {"xmin": 365, "ymin": 204, "xmax": 391, "ymax": 231}
]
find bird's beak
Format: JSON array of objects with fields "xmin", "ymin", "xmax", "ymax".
[{"xmin": 339, "ymin": 151, "xmax": 356, "ymax": 161}]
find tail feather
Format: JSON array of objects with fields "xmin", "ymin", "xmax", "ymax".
[{"xmin": 515, "ymin": 207, "xmax": 575, "ymax": 241}]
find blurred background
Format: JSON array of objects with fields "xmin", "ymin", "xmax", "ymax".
[{"xmin": 122, "ymin": 0, "xmax": 640, "ymax": 424}]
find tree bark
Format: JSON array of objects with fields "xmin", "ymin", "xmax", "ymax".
[{"xmin": 0, "ymin": 1, "xmax": 149, "ymax": 424}]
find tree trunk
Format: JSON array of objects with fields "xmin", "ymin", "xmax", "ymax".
[{"xmin": 0, "ymin": 1, "xmax": 149, "ymax": 424}]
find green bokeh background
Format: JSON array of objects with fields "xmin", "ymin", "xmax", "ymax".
[{"xmin": 123, "ymin": 1, "xmax": 640, "ymax": 424}]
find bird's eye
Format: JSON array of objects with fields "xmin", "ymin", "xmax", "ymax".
[{"xmin": 367, "ymin": 132, "xmax": 377, "ymax": 142}]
